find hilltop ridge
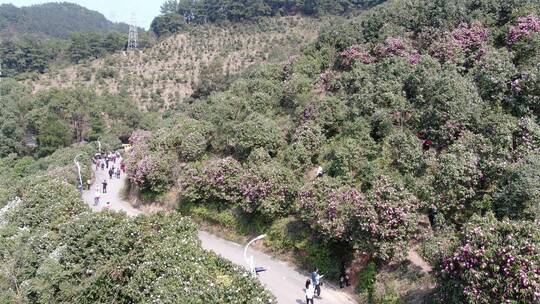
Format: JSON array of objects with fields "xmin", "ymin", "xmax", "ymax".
[{"xmin": 0, "ymin": 2, "xmax": 128, "ymax": 39}]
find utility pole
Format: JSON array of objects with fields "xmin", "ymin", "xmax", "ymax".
[{"xmin": 127, "ymin": 15, "xmax": 138, "ymax": 52}]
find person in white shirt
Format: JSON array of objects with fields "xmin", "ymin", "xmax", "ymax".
[
  {"xmin": 94, "ymin": 188, "xmax": 101, "ymax": 206},
  {"xmin": 316, "ymin": 166, "xmax": 323, "ymax": 178},
  {"xmin": 305, "ymin": 279, "xmax": 315, "ymax": 304}
]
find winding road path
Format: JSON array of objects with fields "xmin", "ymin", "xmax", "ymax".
[{"xmin": 82, "ymin": 158, "xmax": 357, "ymax": 304}]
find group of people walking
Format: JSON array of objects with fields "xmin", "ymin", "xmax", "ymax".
[{"xmin": 91, "ymin": 151, "xmax": 125, "ymax": 207}]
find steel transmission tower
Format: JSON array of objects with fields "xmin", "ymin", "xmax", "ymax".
[{"xmin": 127, "ymin": 16, "xmax": 138, "ymax": 51}]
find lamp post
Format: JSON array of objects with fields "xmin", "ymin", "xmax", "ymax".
[
  {"xmin": 97, "ymin": 137, "xmax": 102, "ymax": 154},
  {"xmin": 243, "ymin": 234, "xmax": 266, "ymax": 276},
  {"xmin": 74, "ymin": 154, "xmax": 83, "ymax": 192}
]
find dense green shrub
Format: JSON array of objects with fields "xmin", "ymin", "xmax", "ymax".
[
  {"xmin": 234, "ymin": 113, "xmax": 286, "ymax": 158},
  {"xmin": 0, "ymin": 179, "xmax": 275, "ymax": 303},
  {"xmin": 240, "ymin": 162, "xmax": 298, "ymax": 221},
  {"xmin": 179, "ymin": 158, "xmax": 243, "ymax": 205},
  {"xmin": 494, "ymin": 153, "xmax": 540, "ymax": 220}
]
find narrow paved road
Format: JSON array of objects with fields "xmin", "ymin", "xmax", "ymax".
[{"xmin": 83, "ymin": 158, "xmax": 357, "ymax": 304}]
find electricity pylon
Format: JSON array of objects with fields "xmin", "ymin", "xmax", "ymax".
[{"xmin": 127, "ymin": 15, "xmax": 138, "ymax": 51}]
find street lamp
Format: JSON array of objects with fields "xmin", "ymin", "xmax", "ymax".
[
  {"xmin": 74, "ymin": 154, "xmax": 83, "ymax": 193},
  {"xmin": 96, "ymin": 137, "xmax": 102, "ymax": 154},
  {"xmin": 243, "ymin": 234, "xmax": 266, "ymax": 276}
]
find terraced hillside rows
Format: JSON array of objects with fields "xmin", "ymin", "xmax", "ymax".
[{"xmin": 29, "ymin": 16, "xmax": 323, "ymax": 110}]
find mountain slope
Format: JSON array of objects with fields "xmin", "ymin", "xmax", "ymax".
[
  {"xmin": 29, "ymin": 16, "xmax": 325, "ymax": 110},
  {"xmin": 0, "ymin": 2, "xmax": 128, "ymax": 39}
]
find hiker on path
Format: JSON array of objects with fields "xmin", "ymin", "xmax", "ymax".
[
  {"xmin": 94, "ymin": 188, "xmax": 101, "ymax": 206},
  {"xmin": 108, "ymin": 167, "xmax": 114, "ymax": 179},
  {"xmin": 101, "ymin": 162, "xmax": 105, "ymax": 170},
  {"xmin": 116, "ymin": 168, "xmax": 121, "ymax": 179},
  {"xmin": 339, "ymin": 263, "xmax": 351, "ymax": 289},
  {"xmin": 120, "ymin": 161, "xmax": 126, "ymax": 173},
  {"xmin": 102, "ymin": 180, "xmax": 108, "ymax": 194},
  {"xmin": 105, "ymin": 158, "xmax": 110, "ymax": 169},
  {"xmin": 86, "ymin": 179, "xmax": 92, "ymax": 190},
  {"xmin": 316, "ymin": 166, "xmax": 323, "ymax": 178},
  {"xmin": 311, "ymin": 269, "xmax": 323, "ymax": 298},
  {"xmin": 305, "ymin": 279, "xmax": 315, "ymax": 304}
]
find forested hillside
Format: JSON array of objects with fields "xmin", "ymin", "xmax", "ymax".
[
  {"xmin": 0, "ymin": 2, "xmax": 127, "ymax": 39},
  {"xmin": 152, "ymin": 0, "xmax": 386, "ymax": 36},
  {"xmin": 29, "ymin": 16, "xmax": 323, "ymax": 110},
  {"xmin": 124, "ymin": 0, "xmax": 540, "ymax": 303},
  {"xmin": 0, "ymin": 3, "xmax": 146, "ymax": 77},
  {"xmin": 2, "ymin": 0, "xmax": 540, "ymax": 302}
]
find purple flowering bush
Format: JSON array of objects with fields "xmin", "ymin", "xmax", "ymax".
[
  {"xmin": 374, "ymin": 37, "xmax": 421, "ymax": 64},
  {"xmin": 430, "ymin": 21, "xmax": 489, "ymax": 65},
  {"xmin": 127, "ymin": 130, "xmax": 176, "ymax": 193},
  {"xmin": 508, "ymin": 15, "xmax": 540, "ymax": 44},
  {"xmin": 507, "ymin": 15, "xmax": 540, "ymax": 65},
  {"xmin": 437, "ymin": 214, "xmax": 540, "ymax": 304},
  {"xmin": 297, "ymin": 180, "xmax": 362, "ymax": 242},
  {"xmin": 128, "ymin": 149, "xmax": 175, "ymax": 193},
  {"xmin": 339, "ymin": 44, "xmax": 374, "ymax": 68},
  {"xmin": 353, "ymin": 176, "xmax": 419, "ymax": 261}
]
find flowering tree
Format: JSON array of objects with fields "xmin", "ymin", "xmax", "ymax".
[
  {"xmin": 430, "ymin": 21, "xmax": 489, "ymax": 64},
  {"xmin": 437, "ymin": 214, "xmax": 540, "ymax": 304},
  {"xmin": 374, "ymin": 37, "xmax": 421, "ymax": 64},
  {"xmin": 339, "ymin": 44, "xmax": 374, "ymax": 68},
  {"xmin": 353, "ymin": 176, "xmax": 419, "ymax": 261},
  {"xmin": 507, "ymin": 15, "xmax": 540, "ymax": 66},
  {"xmin": 126, "ymin": 130, "xmax": 177, "ymax": 193},
  {"xmin": 297, "ymin": 180, "xmax": 362, "ymax": 242},
  {"xmin": 129, "ymin": 150, "xmax": 176, "ymax": 193},
  {"xmin": 508, "ymin": 15, "xmax": 540, "ymax": 44}
]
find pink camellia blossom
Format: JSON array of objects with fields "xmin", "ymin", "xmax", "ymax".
[
  {"xmin": 430, "ymin": 21, "xmax": 490, "ymax": 62},
  {"xmin": 508, "ymin": 15, "xmax": 540, "ymax": 44},
  {"xmin": 374, "ymin": 37, "xmax": 422, "ymax": 65},
  {"xmin": 375, "ymin": 37, "xmax": 408, "ymax": 58},
  {"xmin": 340, "ymin": 44, "xmax": 374, "ymax": 67}
]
